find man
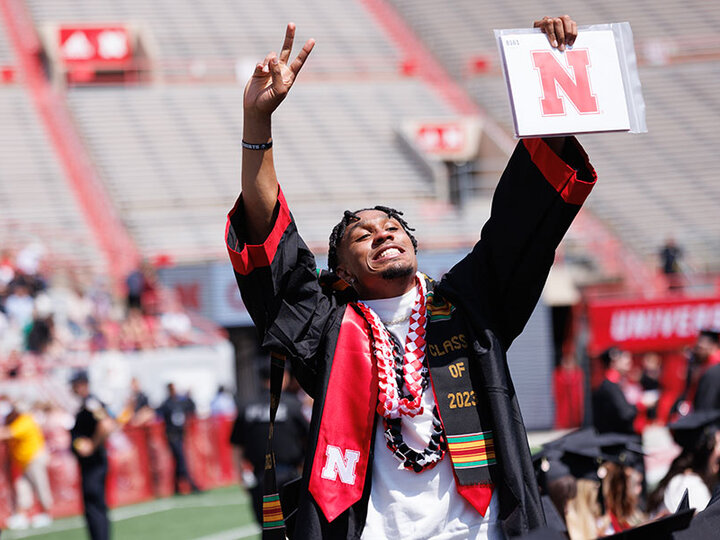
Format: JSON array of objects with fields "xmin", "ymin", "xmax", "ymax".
[
  {"xmin": 592, "ymin": 347, "xmax": 637, "ymax": 434},
  {"xmin": 227, "ymin": 16, "xmax": 594, "ymax": 538},
  {"xmin": 70, "ymin": 371, "xmax": 114, "ymax": 540},
  {"xmin": 693, "ymin": 329, "xmax": 720, "ymax": 411},
  {"xmin": 659, "ymin": 237, "xmax": 683, "ymax": 291},
  {"xmin": 157, "ymin": 382, "xmax": 201, "ymax": 494},
  {"xmin": 671, "ymin": 329, "xmax": 720, "ymax": 415},
  {"xmin": 230, "ymin": 365, "xmax": 309, "ymax": 524},
  {"xmin": 0, "ymin": 401, "xmax": 53, "ymax": 529}
]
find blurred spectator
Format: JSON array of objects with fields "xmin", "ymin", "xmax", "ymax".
[
  {"xmin": 125, "ymin": 267, "xmax": 144, "ymax": 311},
  {"xmin": 673, "ymin": 330, "xmax": 720, "ymax": 417},
  {"xmin": 598, "ymin": 461, "xmax": 645, "ymax": 534},
  {"xmin": 157, "ymin": 383, "xmax": 200, "ymax": 494},
  {"xmin": 26, "ymin": 296, "xmax": 56, "ymax": 355},
  {"xmin": 210, "ymin": 385, "xmax": 237, "ymax": 417},
  {"xmin": 0, "ymin": 400, "xmax": 53, "ymax": 529},
  {"xmin": 119, "ymin": 309, "xmax": 156, "ymax": 351},
  {"xmin": 649, "ymin": 410, "xmax": 720, "ymax": 515},
  {"xmin": 118, "ymin": 377, "xmax": 155, "ymax": 426},
  {"xmin": 565, "ymin": 479, "xmax": 601, "ymax": 540},
  {"xmin": 230, "ymin": 366, "xmax": 308, "ymax": 525},
  {"xmin": 694, "ymin": 330, "xmax": 720, "ymax": 412},
  {"xmin": 160, "ymin": 301, "xmax": 194, "ymax": 346},
  {"xmin": 0, "ymin": 249, "xmax": 15, "ymax": 291},
  {"xmin": 659, "ymin": 237, "xmax": 684, "ymax": 290},
  {"xmin": 125, "ymin": 262, "xmax": 159, "ymax": 315},
  {"xmin": 70, "ymin": 370, "xmax": 115, "ymax": 540},
  {"xmin": 640, "ymin": 353, "xmax": 662, "ymax": 421},
  {"xmin": 553, "ymin": 354, "xmax": 584, "ymax": 429},
  {"xmin": 4, "ymin": 283, "xmax": 34, "ymax": 328},
  {"xmin": 592, "ymin": 347, "xmax": 637, "ymax": 434}
]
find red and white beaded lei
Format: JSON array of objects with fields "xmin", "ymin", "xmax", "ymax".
[{"xmin": 355, "ymin": 274, "xmax": 428, "ymax": 419}]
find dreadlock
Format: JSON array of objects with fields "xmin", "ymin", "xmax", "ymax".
[{"xmin": 327, "ymin": 206, "xmax": 418, "ymax": 272}]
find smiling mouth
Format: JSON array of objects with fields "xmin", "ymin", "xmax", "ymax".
[{"xmin": 373, "ymin": 246, "xmax": 403, "ymax": 262}]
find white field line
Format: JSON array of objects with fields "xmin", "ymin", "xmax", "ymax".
[
  {"xmin": 3, "ymin": 493, "xmax": 250, "ymax": 539},
  {"xmin": 193, "ymin": 524, "xmax": 261, "ymax": 540}
]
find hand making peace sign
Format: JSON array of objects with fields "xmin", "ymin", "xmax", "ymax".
[{"xmin": 244, "ymin": 23, "xmax": 315, "ymax": 117}]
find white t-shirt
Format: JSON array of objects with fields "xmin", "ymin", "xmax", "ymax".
[
  {"xmin": 360, "ymin": 288, "xmax": 501, "ymax": 540},
  {"xmin": 663, "ymin": 472, "xmax": 711, "ymax": 513}
]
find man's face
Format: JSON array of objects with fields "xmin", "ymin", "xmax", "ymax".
[
  {"xmin": 336, "ymin": 210, "xmax": 417, "ymax": 299},
  {"xmin": 72, "ymin": 381, "xmax": 89, "ymax": 398},
  {"xmin": 612, "ymin": 350, "xmax": 633, "ymax": 376},
  {"xmin": 694, "ymin": 336, "xmax": 718, "ymax": 362}
]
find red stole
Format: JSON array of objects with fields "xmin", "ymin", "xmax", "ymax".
[{"xmin": 309, "ymin": 305, "xmax": 493, "ymax": 523}]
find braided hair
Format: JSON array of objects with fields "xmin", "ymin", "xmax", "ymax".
[{"xmin": 327, "ymin": 206, "xmax": 418, "ymax": 272}]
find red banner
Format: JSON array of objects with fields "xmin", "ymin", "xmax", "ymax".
[
  {"xmin": 58, "ymin": 26, "xmax": 131, "ymax": 65},
  {"xmin": 587, "ymin": 295, "xmax": 720, "ymax": 354}
]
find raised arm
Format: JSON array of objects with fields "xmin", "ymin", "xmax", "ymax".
[
  {"xmin": 439, "ymin": 16, "xmax": 596, "ymax": 349},
  {"xmin": 242, "ymin": 23, "xmax": 315, "ymax": 243}
]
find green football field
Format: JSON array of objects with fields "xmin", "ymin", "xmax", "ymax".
[{"xmin": 2, "ymin": 486, "xmax": 260, "ymax": 540}]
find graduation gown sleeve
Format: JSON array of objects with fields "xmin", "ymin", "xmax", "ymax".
[
  {"xmin": 440, "ymin": 137, "xmax": 596, "ymax": 349},
  {"xmin": 225, "ymin": 186, "xmax": 337, "ymax": 394}
]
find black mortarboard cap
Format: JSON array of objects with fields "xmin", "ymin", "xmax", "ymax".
[
  {"xmin": 668, "ymin": 409, "xmax": 720, "ymax": 449},
  {"xmin": 535, "ymin": 430, "xmax": 604, "ymax": 481},
  {"xmin": 593, "ymin": 432, "xmax": 645, "ymax": 471},
  {"xmin": 532, "ymin": 447, "xmax": 572, "ymax": 485},
  {"xmin": 673, "ymin": 488, "xmax": 720, "ymax": 539},
  {"xmin": 603, "ymin": 507, "xmax": 694, "ymax": 539}
]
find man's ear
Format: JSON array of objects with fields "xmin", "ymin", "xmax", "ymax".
[{"xmin": 335, "ymin": 266, "xmax": 354, "ymax": 286}]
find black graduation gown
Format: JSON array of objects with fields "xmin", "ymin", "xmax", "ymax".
[
  {"xmin": 591, "ymin": 378, "xmax": 637, "ymax": 435},
  {"xmin": 694, "ymin": 364, "xmax": 720, "ymax": 411},
  {"xmin": 226, "ymin": 138, "xmax": 596, "ymax": 538}
]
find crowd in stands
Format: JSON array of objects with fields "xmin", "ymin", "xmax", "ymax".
[{"xmin": 0, "ymin": 244, "xmax": 214, "ymax": 378}]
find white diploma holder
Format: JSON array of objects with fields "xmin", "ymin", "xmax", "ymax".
[{"xmin": 495, "ymin": 23, "xmax": 647, "ymax": 137}]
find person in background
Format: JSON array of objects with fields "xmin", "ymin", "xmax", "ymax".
[
  {"xmin": 210, "ymin": 385, "xmax": 237, "ymax": 417},
  {"xmin": 117, "ymin": 377, "xmax": 155, "ymax": 426},
  {"xmin": 230, "ymin": 364, "xmax": 309, "ymax": 525},
  {"xmin": 640, "ymin": 352, "xmax": 662, "ymax": 422},
  {"xmin": 694, "ymin": 330, "xmax": 720, "ymax": 412},
  {"xmin": 70, "ymin": 370, "xmax": 115, "ymax": 540},
  {"xmin": 125, "ymin": 267, "xmax": 144, "ymax": 311},
  {"xmin": 673, "ymin": 329, "xmax": 720, "ymax": 416},
  {"xmin": 157, "ymin": 382, "xmax": 201, "ymax": 494},
  {"xmin": 648, "ymin": 410, "xmax": 720, "ymax": 515},
  {"xmin": 554, "ymin": 354, "xmax": 585, "ymax": 429},
  {"xmin": 596, "ymin": 438, "xmax": 646, "ymax": 535},
  {"xmin": 0, "ymin": 400, "xmax": 53, "ymax": 530},
  {"xmin": 659, "ymin": 237, "xmax": 684, "ymax": 291},
  {"xmin": 592, "ymin": 347, "xmax": 637, "ymax": 434}
]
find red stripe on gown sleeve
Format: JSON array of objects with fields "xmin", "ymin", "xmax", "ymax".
[
  {"xmin": 523, "ymin": 138, "xmax": 597, "ymax": 205},
  {"xmin": 225, "ymin": 187, "xmax": 292, "ymax": 276}
]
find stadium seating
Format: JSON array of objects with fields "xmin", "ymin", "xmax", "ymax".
[
  {"xmin": 24, "ymin": 0, "xmax": 401, "ymax": 77},
  {"xmin": 0, "ymin": 24, "xmax": 14, "ymax": 65},
  {"xmin": 0, "ymin": 86, "xmax": 102, "ymax": 270},
  {"xmin": 64, "ymin": 81, "xmax": 494, "ymax": 261}
]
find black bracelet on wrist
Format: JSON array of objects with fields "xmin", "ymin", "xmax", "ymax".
[{"xmin": 242, "ymin": 140, "xmax": 273, "ymax": 151}]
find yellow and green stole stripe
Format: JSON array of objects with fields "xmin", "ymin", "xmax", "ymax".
[
  {"xmin": 446, "ymin": 431, "xmax": 497, "ymax": 469},
  {"xmin": 262, "ymin": 493, "xmax": 285, "ymax": 530}
]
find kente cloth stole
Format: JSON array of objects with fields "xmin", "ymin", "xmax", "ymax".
[
  {"xmin": 309, "ymin": 280, "xmax": 495, "ymax": 523},
  {"xmin": 424, "ymin": 285, "xmax": 496, "ymax": 515}
]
